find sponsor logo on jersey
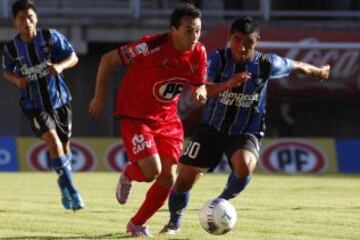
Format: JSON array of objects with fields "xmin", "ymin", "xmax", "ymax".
[
  {"xmin": 20, "ymin": 62, "xmax": 49, "ymax": 81},
  {"xmin": 28, "ymin": 140, "xmax": 96, "ymax": 171},
  {"xmin": 218, "ymin": 90, "xmax": 260, "ymax": 107},
  {"xmin": 261, "ymin": 140, "xmax": 327, "ymax": 173},
  {"xmin": 105, "ymin": 141, "xmax": 128, "ymax": 171},
  {"xmin": 153, "ymin": 78, "xmax": 188, "ymax": 102},
  {"xmin": 131, "ymin": 134, "xmax": 153, "ymax": 155}
]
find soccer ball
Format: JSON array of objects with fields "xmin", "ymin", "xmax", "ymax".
[{"xmin": 199, "ymin": 198, "xmax": 237, "ymax": 235}]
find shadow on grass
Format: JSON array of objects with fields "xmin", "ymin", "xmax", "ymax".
[
  {"xmin": 0, "ymin": 234, "xmax": 190, "ymax": 240},
  {"xmin": 158, "ymin": 208, "xmax": 200, "ymax": 213},
  {"xmin": 0, "ymin": 233, "xmax": 133, "ymax": 239},
  {"xmin": 87, "ymin": 210, "xmax": 117, "ymax": 214}
]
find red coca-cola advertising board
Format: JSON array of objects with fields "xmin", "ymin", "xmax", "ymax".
[{"xmin": 200, "ymin": 25, "xmax": 360, "ymax": 98}]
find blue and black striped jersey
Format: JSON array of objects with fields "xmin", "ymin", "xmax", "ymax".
[
  {"xmin": 2, "ymin": 29, "xmax": 74, "ymax": 111},
  {"xmin": 203, "ymin": 48, "xmax": 294, "ymax": 137}
]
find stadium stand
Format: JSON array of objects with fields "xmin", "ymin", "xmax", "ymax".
[{"xmin": 0, "ymin": 0, "xmax": 360, "ymax": 137}]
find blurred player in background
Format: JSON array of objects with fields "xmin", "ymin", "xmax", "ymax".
[
  {"xmin": 89, "ymin": 3, "xmax": 215, "ymax": 237},
  {"xmin": 1, "ymin": 0, "xmax": 84, "ymax": 210},
  {"xmin": 160, "ymin": 16, "xmax": 331, "ymax": 234}
]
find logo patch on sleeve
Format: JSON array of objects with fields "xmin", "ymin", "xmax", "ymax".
[{"xmin": 134, "ymin": 43, "xmax": 149, "ymax": 56}]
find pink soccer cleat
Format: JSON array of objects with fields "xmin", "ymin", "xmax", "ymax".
[
  {"xmin": 116, "ymin": 163, "xmax": 133, "ymax": 204},
  {"xmin": 126, "ymin": 220, "xmax": 153, "ymax": 237}
]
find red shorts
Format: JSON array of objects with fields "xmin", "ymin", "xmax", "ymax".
[{"xmin": 120, "ymin": 118, "xmax": 184, "ymax": 163}]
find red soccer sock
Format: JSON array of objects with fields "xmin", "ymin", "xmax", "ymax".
[
  {"xmin": 131, "ymin": 181, "xmax": 171, "ymax": 226},
  {"xmin": 124, "ymin": 163, "xmax": 146, "ymax": 182}
]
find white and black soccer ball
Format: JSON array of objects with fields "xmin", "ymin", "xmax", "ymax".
[{"xmin": 199, "ymin": 198, "xmax": 237, "ymax": 235}]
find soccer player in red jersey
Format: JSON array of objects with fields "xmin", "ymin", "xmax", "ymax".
[{"xmin": 89, "ymin": 3, "xmax": 207, "ymax": 237}]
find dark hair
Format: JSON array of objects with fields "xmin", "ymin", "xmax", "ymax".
[
  {"xmin": 230, "ymin": 16, "xmax": 259, "ymax": 35},
  {"xmin": 12, "ymin": 0, "xmax": 37, "ymax": 17},
  {"xmin": 170, "ymin": 3, "xmax": 201, "ymax": 28}
]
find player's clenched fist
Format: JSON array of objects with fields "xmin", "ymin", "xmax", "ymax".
[
  {"xmin": 191, "ymin": 84, "xmax": 207, "ymax": 105},
  {"xmin": 88, "ymin": 96, "xmax": 104, "ymax": 117}
]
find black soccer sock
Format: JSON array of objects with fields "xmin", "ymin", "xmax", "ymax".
[
  {"xmin": 168, "ymin": 189, "xmax": 190, "ymax": 229},
  {"xmin": 218, "ymin": 172, "xmax": 252, "ymax": 200}
]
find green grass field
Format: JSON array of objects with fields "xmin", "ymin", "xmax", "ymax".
[{"xmin": 0, "ymin": 173, "xmax": 359, "ymax": 240}]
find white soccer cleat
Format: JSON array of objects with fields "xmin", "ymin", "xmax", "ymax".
[{"xmin": 159, "ymin": 222, "xmax": 180, "ymax": 235}]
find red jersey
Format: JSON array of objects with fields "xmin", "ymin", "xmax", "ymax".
[{"xmin": 116, "ymin": 33, "xmax": 207, "ymax": 122}]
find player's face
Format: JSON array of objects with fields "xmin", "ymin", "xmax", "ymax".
[
  {"xmin": 13, "ymin": 9, "xmax": 38, "ymax": 41},
  {"xmin": 229, "ymin": 31, "xmax": 259, "ymax": 62},
  {"xmin": 171, "ymin": 16, "xmax": 201, "ymax": 51}
]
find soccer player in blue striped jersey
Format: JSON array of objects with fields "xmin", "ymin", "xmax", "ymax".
[
  {"xmin": 161, "ymin": 16, "xmax": 330, "ymax": 234},
  {"xmin": 1, "ymin": 0, "xmax": 84, "ymax": 210}
]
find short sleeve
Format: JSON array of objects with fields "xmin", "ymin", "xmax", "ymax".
[
  {"xmin": 118, "ymin": 36, "xmax": 151, "ymax": 66},
  {"xmin": 190, "ymin": 45, "xmax": 207, "ymax": 85},
  {"xmin": 50, "ymin": 29, "xmax": 75, "ymax": 62},
  {"xmin": 269, "ymin": 53, "xmax": 294, "ymax": 79},
  {"xmin": 1, "ymin": 45, "xmax": 16, "ymax": 72},
  {"xmin": 206, "ymin": 50, "xmax": 222, "ymax": 83}
]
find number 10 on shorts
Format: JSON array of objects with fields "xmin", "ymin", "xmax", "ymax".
[{"xmin": 183, "ymin": 141, "xmax": 201, "ymax": 159}]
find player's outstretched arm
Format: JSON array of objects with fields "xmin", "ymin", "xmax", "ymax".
[
  {"xmin": 46, "ymin": 52, "xmax": 78, "ymax": 76},
  {"xmin": 293, "ymin": 61, "xmax": 330, "ymax": 82},
  {"xmin": 206, "ymin": 72, "xmax": 251, "ymax": 97},
  {"xmin": 89, "ymin": 49, "xmax": 123, "ymax": 117},
  {"xmin": 3, "ymin": 70, "xmax": 28, "ymax": 89}
]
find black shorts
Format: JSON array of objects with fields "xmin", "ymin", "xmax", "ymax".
[
  {"xmin": 180, "ymin": 125, "xmax": 261, "ymax": 172},
  {"xmin": 22, "ymin": 103, "xmax": 72, "ymax": 142}
]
